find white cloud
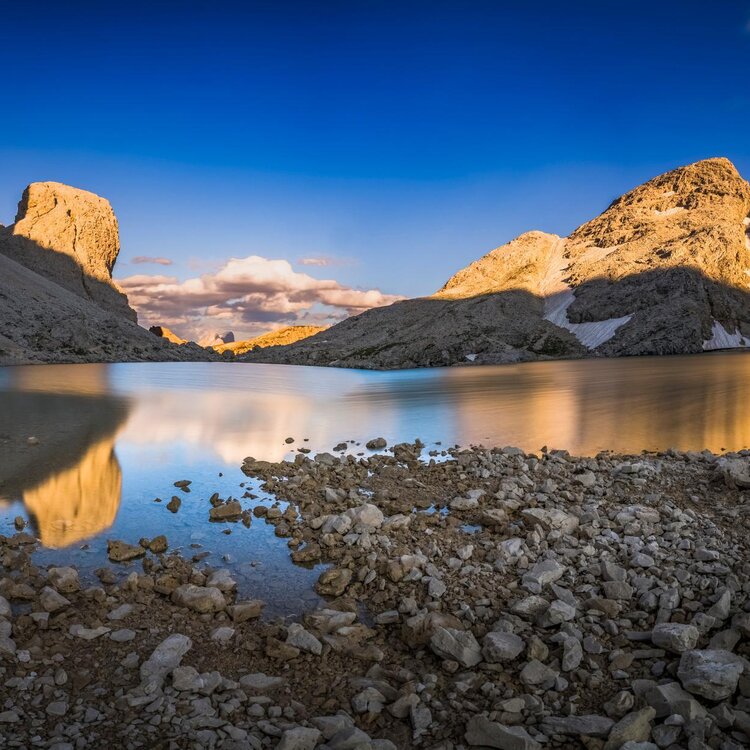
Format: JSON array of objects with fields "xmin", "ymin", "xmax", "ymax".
[
  {"xmin": 296, "ymin": 255, "xmax": 353, "ymax": 267},
  {"xmin": 117, "ymin": 255, "xmax": 402, "ymax": 340},
  {"xmin": 131, "ymin": 256, "xmax": 173, "ymax": 266}
]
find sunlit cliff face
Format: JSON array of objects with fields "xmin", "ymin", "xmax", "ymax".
[{"xmin": 24, "ymin": 435, "xmax": 122, "ymax": 548}]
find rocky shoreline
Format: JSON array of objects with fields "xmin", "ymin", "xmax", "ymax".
[{"xmin": 1, "ymin": 442, "xmax": 749, "ymax": 749}]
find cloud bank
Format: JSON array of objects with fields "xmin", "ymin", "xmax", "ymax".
[{"xmin": 117, "ymin": 255, "xmax": 402, "ymax": 340}]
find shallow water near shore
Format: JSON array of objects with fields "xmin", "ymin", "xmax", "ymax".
[{"xmin": 1, "ymin": 352, "xmax": 749, "ymax": 615}]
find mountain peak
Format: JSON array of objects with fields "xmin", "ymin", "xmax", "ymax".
[
  {"xmin": 435, "ymin": 230, "xmax": 562, "ymax": 299},
  {"xmin": 1, "ymin": 181, "xmax": 135, "ymax": 320},
  {"xmin": 251, "ymin": 158, "xmax": 750, "ymax": 369}
]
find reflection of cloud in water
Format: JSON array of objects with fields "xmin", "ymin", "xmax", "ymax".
[{"xmin": 121, "ymin": 388, "xmax": 398, "ymax": 464}]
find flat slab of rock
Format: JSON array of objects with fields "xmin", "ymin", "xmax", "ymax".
[
  {"xmin": 209, "ymin": 500, "xmax": 243, "ymax": 521},
  {"xmin": 482, "ymin": 631, "xmax": 525, "ymax": 662},
  {"xmin": 277, "ymin": 727, "xmax": 322, "ymax": 750},
  {"xmin": 315, "ymin": 567, "xmax": 352, "ymax": 597},
  {"xmin": 541, "ymin": 715, "xmax": 614, "ymax": 737},
  {"xmin": 228, "ymin": 600, "xmax": 265, "ymax": 622},
  {"xmin": 69, "ymin": 624, "xmax": 110, "ymax": 640},
  {"xmin": 140, "ymin": 634, "xmax": 192, "ymax": 687},
  {"xmin": 521, "ymin": 508, "xmax": 579, "ymax": 534},
  {"xmin": 603, "ymin": 707, "xmax": 656, "ymax": 750},
  {"xmin": 107, "ymin": 540, "xmax": 145, "ymax": 563},
  {"xmin": 286, "ymin": 623, "xmax": 322, "ymax": 655},
  {"xmin": 465, "ymin": 715, "xmax": 541, "ymax": 749}
]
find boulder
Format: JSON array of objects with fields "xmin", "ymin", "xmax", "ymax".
[
  {"xmin": 140, "ymin": 634, "xmax": 192, "ymax": 687},
  {"xmin": 430, "ymin": 626, "xmax": 482, "ymax": 667},
  {"xmin": 48, "ymin": 566, "xmax": 80, "ymax": 593},
  {"xmin": 482, "ymin": 631, "xmax": 525, "ymax": 662},
  {"xmin": 316, "ymin": 567, "xmax": 353, "ymax": 597},
  {"xmin": 651, "ymin": 623, "xmax": 699, "ymax": 653},
  {"xmin": 171, "ymin": 584, "xmax": 226, "ymax": 613},
  {"xmin": 107, "ymin": 540, "xmax": 146, "ymax": 563},
  {"xmin": 39, "ymin": 587, "xmax": 70, "ymax": 613},
  {"xmin": 677, "ymin": 649, "xmax": 745, "ymax": 700}
]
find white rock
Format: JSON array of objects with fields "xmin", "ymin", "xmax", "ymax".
[
  {"xmin": 48, "ymin": 566, "xmax": 80, "ymax": 593},
  {"xmin": 140, "ymin": 634, "xmax": 192, "ymax": 687},
  {"xmin": 652, "ymin": 623, "xmax": 699, "ymax": 653},
  {"xmin": 677, "ymin": 649, "xmax": 745, "ymax": 700},
  {"xmin": 286, "ymin": 623, "xmax": 322, "ymax": 655}
]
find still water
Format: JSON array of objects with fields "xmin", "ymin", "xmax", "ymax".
[{"xmin": 1, "ymin": 353, "xmax": 748, "ymax": 614}]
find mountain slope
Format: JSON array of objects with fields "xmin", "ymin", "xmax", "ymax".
[
  {"xmin": 244, "ymin": 158, "xmax": 750, "ymax": 369},
  {"xmin": 215, "ymin": 325, "xmax": 328, "ymax": 356},
  {"xmin": 0, "ymin": 182, "xmax": 213, "ymax": 365}
]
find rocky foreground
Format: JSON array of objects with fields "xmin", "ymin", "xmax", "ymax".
[{"xmin": 1, "ymin": 443, "xmax": 750, "ymax": 749}]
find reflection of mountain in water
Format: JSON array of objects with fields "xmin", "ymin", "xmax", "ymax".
[
  {"xmin": 447, "ymin": 353, "xmax": 750, "ymax": 454},
  {"xmin": 0, "ymin": 382, "xmax": 129, "ymax": 547},
  {"xmin": 23, "ymin": 436, "xmax": 122, "ymax": 548}
]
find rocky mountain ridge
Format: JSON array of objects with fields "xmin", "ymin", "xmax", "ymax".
[
  {"xmin": 214, "ymin": 325, "xmax": 328, "ymax": 356},
  {"xmin": 0, "ymin": 182, "xmax": 214, "ymax": 365},
  {"xmin": 244, "ymin": 157, "xmax": 750, "ymax": 369}
]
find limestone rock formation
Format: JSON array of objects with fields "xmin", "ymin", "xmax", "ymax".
[
  {"xmin": 0, "ymin": 181, "xmax": 216, "ymax": 365},
  {"xmin": 0, "ymin": 182, "xmax": 133, "ymax": 319},
  {"xmin": 246, "ymin": 158, "xmax": 750, "ymax": 369},
  {"xmin": 216, "ymin": 325, "xmax": 328, "ymax": 356}
]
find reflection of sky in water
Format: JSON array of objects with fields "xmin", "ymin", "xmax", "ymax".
[{"xmin": 1, "ymin": 354, "xmax": 749, "ymax": 614}]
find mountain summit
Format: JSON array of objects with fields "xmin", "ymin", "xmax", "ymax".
[
  {"xmin": 246, "ymin": 157, "xmax": 750, "ymax": 368},
  {"xmin": 0, "ymin": 182, "xmax": 213, "ymax": 365}
]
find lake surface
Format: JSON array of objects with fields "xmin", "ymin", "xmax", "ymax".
[{"xmin": 1, "ymin": 353, "xmax": 749, "ymax": 615}]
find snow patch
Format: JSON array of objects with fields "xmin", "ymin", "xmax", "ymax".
[
  {"xmin": 703, "ymin": 320, "xmax": 748, "ymax": 351},
  {"xmin": 544, "ymin": 290, "xmax": 632, "ymax": 349},
  {"xmin": 540, "ymin": 239, "xmax": 632, "ymax": 349}
]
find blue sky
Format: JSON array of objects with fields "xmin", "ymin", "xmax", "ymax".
[{"xmin": 2, "ymin": 1, "xmax": 749, "ymax": 338}]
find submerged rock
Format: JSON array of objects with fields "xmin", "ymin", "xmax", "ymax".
[{"xmin": 107, "ymin": 540, "xmax": 146, "ymax": 562}]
